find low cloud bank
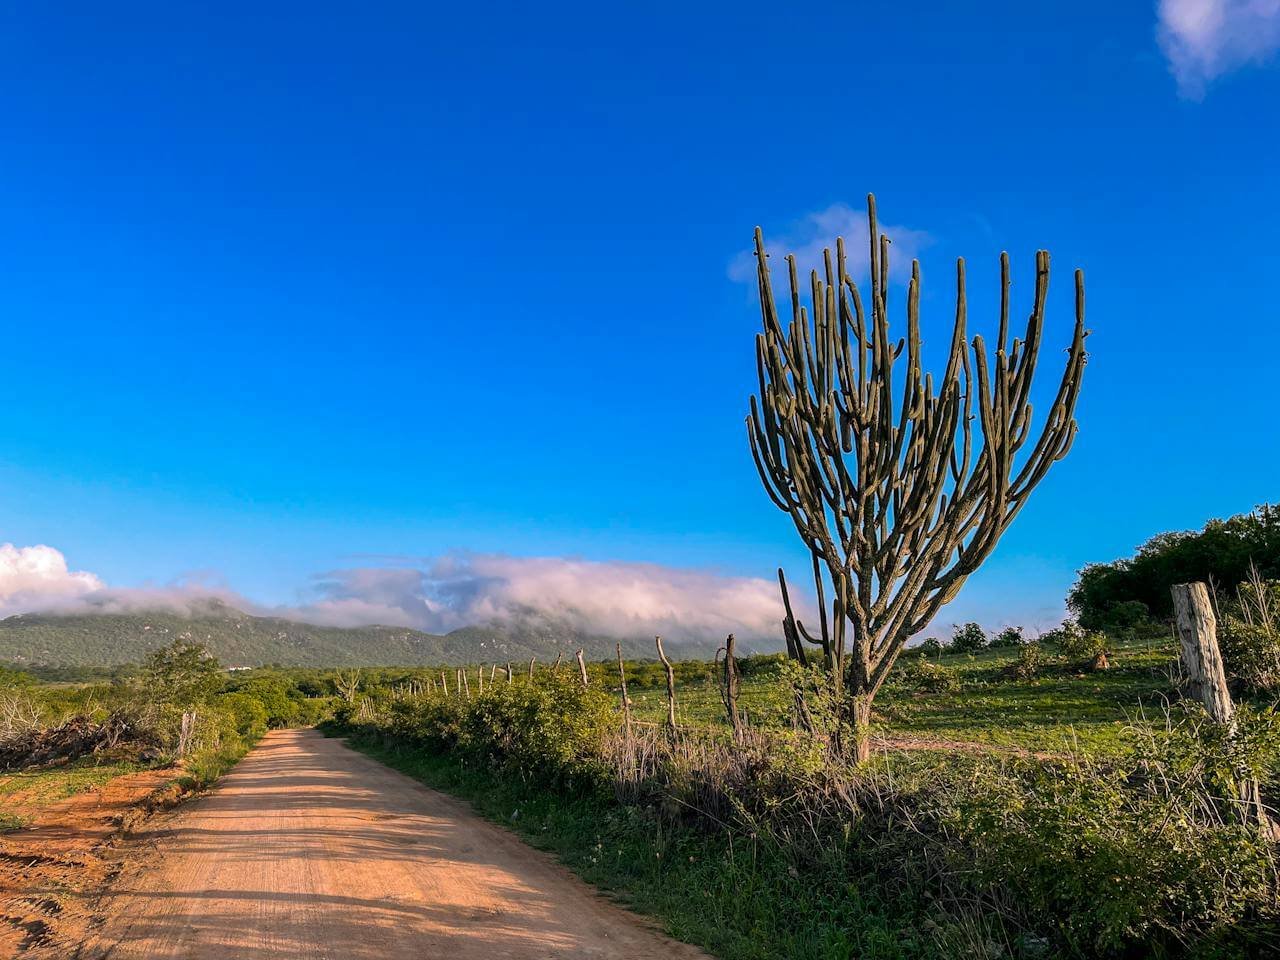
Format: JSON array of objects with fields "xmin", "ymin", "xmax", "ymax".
[
  {"xmin": 297, "ymin": 554, "xmax": 786, "ymax": 641},
  {"xmin": 0, "ymin": 544, "xmax": 788, "ymax": 643}
]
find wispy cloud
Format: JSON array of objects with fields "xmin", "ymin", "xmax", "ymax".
[
  {"xmin": 728, "ymin": 202, "xmax": 931, "ymax": 290},
  {"xmin": 0, "ymin": 544, "xmax": 789, "ymax": 643},
  {"xmin": 1157, "ymin": 0, "xmax": 1280, "ymax": 98}
]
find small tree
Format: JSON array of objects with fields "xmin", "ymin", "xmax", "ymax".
[
  {"xmin": 142, "ymin": 639, "xmax": 222, "ymax": 707},
  {"xmin": 951, "ymin": 622, "xmax": 988, "ymax": 654},
  {"xmin": 990, "ymin": 625, "xmax": 1027, "ymax": 648},
  {"xmin": 747, "ymin": 194, "xmax": 1088, "ymax": 759}
]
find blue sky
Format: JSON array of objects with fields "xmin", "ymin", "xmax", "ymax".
[{"xmin": 0, "ymin": 2, "xmax": 1276, "ymax": 642}]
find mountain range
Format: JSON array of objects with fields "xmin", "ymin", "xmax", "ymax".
[{"xmin": 0, "ymin": 600, "xmax": 725, "ymax": 668}]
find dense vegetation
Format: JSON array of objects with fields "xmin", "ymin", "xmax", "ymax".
[
  {"xmin": 0, "ymin": 600, "xmax": 713, "ymax": 669},
  {"xmin": 1069, "ymin": 504, "xmax": 1280, "ymax": 630},
  {"xmin": 325, "ymin": 623, "xmax": 1280, "ymax": 960},
  {"xmin": 0, "ymin": 640, "xmax": 338, "ymax": 829}
]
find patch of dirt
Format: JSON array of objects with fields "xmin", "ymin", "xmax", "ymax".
[{"xmin": 0, "ymin": 767, "xmax": 180, "ymax": 957}]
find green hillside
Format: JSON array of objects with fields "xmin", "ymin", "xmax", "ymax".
[{"xmin": 0, "ymin": 600, "xmax": 718, "ymax": 668}]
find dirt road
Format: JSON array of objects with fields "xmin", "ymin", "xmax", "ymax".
[{"xmin": 66, "ymin": 729, "xmax": 708, "ymax": 960}]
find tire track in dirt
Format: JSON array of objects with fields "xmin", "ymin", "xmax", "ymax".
[{"xmin": 57, "ymin": 729, "xmax": 708, "ymax": 960}]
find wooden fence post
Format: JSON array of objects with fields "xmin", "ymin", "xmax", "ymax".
[
  {"xmin": 722, "ymin": 633, "xmax": 742, "ymax": 741},
  {"xmin": 528, "ymin": 657, "xmax": 536, "ymax": 680},
  {"xmin": 552, "ymin": 651, "xmax": 564, "ymax": 675},
  {"xmin": 655, "ymin": 635, "xmax": 678, "ymax": 732},
  {"xmin": 1171, "ymin": 582, "xmax": 1233, "ymax": 722},
  {"xmin": 575, "ymin": 649, "xmax": 589, "ymax": 687},
  {"xmin": 1171, "ymin": 582, "xmax": 1268, "ymax": 830},
  {"xmin": 616, "ymin": 642, "xmax": 633, "ymax": 739}
]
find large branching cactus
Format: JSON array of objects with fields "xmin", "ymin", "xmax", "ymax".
[{"xmin": 747, "ymin": 195, "xmax": 1089, "ymax": 759}]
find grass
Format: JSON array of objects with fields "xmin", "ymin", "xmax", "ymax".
[{"xmin": 627, "ymin": 633, "xmax": 1182, "ymax": 758}]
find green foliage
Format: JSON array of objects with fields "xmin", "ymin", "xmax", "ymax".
[
  {"xmin": 916, "ymin": 637, "xmax": 944, "ymax": 656},
  {"xmin": 140, "ymin": 639, "xmax": 223, "ymax": 707},
  {"xmin": 1218, "ymin": 578, "xmax": 1280, "ymax": 693},
  {"xmin": 1068, "ymin": 504, "xmax": 1280, "ymax": 629},
  {"xmin": 899, "ymin": 658, "xmax": 960, "ymax": 693},
  {"xmin": 364, "ymin": 676, "xmax": 615, "ymax": 787},
  {"xmin": 944, "ymin": 707, "xmax": 1280, "ymax": 957},
  {"xmin": 950, "ymin": 622, "xmax": 987, "ymax": 654},
  {"xmin": 1056, "ymin": 627, "xmax": 1109, "ymax": 668},
  {"xmin": 1008, "ymin": 642, "xmax": 1050, "ymax": 680},
  {"xmin": 989, "ymin": 625, "xmax": 1026, "ymax": 648},
  {"xmin": 214, "ymin": 691, "xmax": 270, "ymax": 739},
  {"xmin": 0, "ymin": 665, "xmax": 35, "ymax": 688}
]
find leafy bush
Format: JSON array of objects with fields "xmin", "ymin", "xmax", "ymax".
[
  {"xmin": 900, "ymin": 658, "xmax": 959, "ymax": 693},
  {"xmin": 364, "ymin": 676, "xmax": 614, "ymax": 787},
  {"xmin": 946, "ymin": 705, "xmax": 1280, "ymax": 956},
  {"xmin": 917, "ymin": 637, "xmax": 945, "ymax": 656},
  {"xmin": 950, "ymin": 622, "xmax": 987, "ymax": 654},
  {"xmin": 1219, "ymin": 577, "xmax": 1280, "ymax": 693},
  {"xmin": 1053, "ymin": 624, "xmax": 1110, "ymax": 669},
  {"xmin": 989, "ymin": 625, "xmax": 1027, "ymax": 649},
  {"xmin": 1007, "ymin": 642, "xmax": 1050, "ymax": 680}
]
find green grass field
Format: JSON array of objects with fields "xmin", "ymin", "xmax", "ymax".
[{"xmin": 627, "ymin": 633, "xmax": 1182, "ymax": 758}]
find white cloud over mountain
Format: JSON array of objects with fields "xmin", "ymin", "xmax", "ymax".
[{"xmin": 0, "ymin": 543, "xmax": 787, "ymax": 642}]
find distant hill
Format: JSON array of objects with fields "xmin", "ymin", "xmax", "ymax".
[{"xmin": 0, "ymin": 600, "xmax": 720, "ymax": 668}]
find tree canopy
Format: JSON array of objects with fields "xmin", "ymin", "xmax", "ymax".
[{"xmin": 1068, "ymin": 504, "xmax": 1280, "ymax": 629}]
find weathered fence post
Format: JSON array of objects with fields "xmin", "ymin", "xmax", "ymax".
[
  {"xmin": 1171, "ymin": 581, "xmax": 1268, "ymax": 830},
  {"xmin": 528, "ymin": 657, "xmax": 536, "ymax": 680},
  {"xmin": 440, "ymin": 671, "xmax": 449, "ymax": 696},
  {"xmin": 655, "ymin": 635, "xmax": 678, "ymax": 732},
  {"xmin": 476, "ymin": 665, "xmax": 485, "ymax": 694},
  {"xmin": 616, "ymin": 642, "xmax": 633, "ymax": 739},
  {"xmin": 552, "ymin": 651, "xmax": 564, "ymax": 675},
  {"xmin": 506, "ymin": 662, "xmax": 513, "ymax": 683},
  {"xmin": 721, "ymin": 633, "xmax": 742, "ymax": 741},
  {"xmin": 1171, "ymin": 582, "xmax": 1233, "ymax": 722},
  {"xmin": 575, "ymin": 649, "xmax": 589, "ymax": 687},
  {"xmin": 460, "ymin": 668, "xmax": 470, "ymax": 699}
]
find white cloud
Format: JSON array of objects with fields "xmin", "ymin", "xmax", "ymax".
[
  {"xmin": 1157, "ymin": 0, "xmax": 1280, "ymax": 98},
  {"xmin": 0, "ymin": 543, "xmax": 790, "ymax": 643},
  {"xmin": 729, "ymin": 202, "xmax": 931, "ymax": 291},
  {"xmin": 0, "ymin": 544, "xmax": 103, "ymax": 610},
  {"xmin": 300, "ymin": 554, "xmax": 789, "ymax": 641}
]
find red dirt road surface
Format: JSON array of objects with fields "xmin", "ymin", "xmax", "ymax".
[{"xmin": 64, "ymin": 729, "xmax": 708, "ymax": 960}]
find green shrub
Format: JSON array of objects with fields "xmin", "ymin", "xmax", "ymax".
[
  {"xmin": 900, "ymin": 658, "xmax": 959, "ymax": 693},
  {"xmin": 1007, "ymin": 642, "xmax": 1050, "ymax": 680},
  {"xmin": 215, "ymin": 691, "xmax": 269, "ymax": 739},
  {"xmin": 945, "ymin": 707, "xmax": 1280, "ymax": 956},
  {"xmin": 950, "ymin": 622, "xmax": 987, "ymax": 654},
  {"xmin": 1219, "ymin": 578, "xmax": 1280, "ymax": 693},
  {"xmin": 989, "ymin": 626, "xmax": 1027, "ymax": 649},
  {"xmin": 916, "ymin": 637, "xmax": 944, "ymax": 656},
  {"xmin": 1054, "ymin": 624, "xmax": 1109, "ymax": 669}
]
